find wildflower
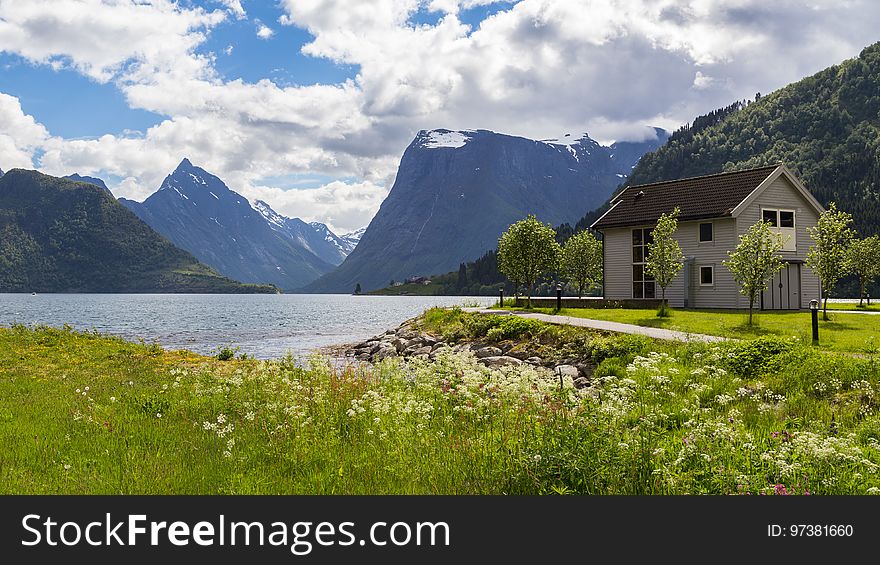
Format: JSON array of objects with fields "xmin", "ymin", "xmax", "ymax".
[
  {"xmin": 867, "ymin": 487, "xmax": 880, "ymax": 495},
  {"xmin": 84, "ymin": 386, "xmax": 89, "ymax": 392},
  {"xmin": 245, "ymin": 411, "xmax": 255, "ymax": 421},
  {"xmin": 75, "ymin": 388, "xmax": 81, "ymax": 394},
  {"xmin": 156, "ymin": 413, "xmax": 162, "ymax": 418},
  {"xmin": 109, "ymin": 396, "xmax": 117, "ymax": 403},
  {"xmin": 63, "ymin": 464, "xmax": 71, "ymax": 471},
  {"xmin": 533, "ymin": 454, "xmax": 542, "ymax": 463}
]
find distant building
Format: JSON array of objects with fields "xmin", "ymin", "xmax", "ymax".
[{"xmin": 591, "ymin": 164, "xmax": 824, "ymax": 310}]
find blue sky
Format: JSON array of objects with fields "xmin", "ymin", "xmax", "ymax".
[
  {"xmin": 0, "ymin": 1, "xmax": 512, "ymax": 140},
  {"xmin": 0, "ymin": 0, "xmax": 878, "ymax": 233}
]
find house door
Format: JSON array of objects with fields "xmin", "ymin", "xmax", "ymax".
[{"xmin": 762, "ymin": 263, "xmax": 801, "ymax": 310}]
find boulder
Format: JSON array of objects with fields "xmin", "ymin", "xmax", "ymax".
[
  {"xmin": 554, "ymin": 365, "xmax": 580, "ymax": 379},
  {"xmin": 474, "ymin": 346, "xmax": 503, "ymax": 358},
  {"xmin": 412, "ymin": 346, "xmax": 433, "ymax": 356},
  {"xmin": 480, "ymin": 356, "xmax": 523, "ymax": 368},
  {"xmin": 431, "ymin": 342, "xmax": 447, "ymax": 352},
  {"xmin": 420, "ymin": 334, "xmax": 438, "ymax": 346},
  {"xmin": 573, "ymin": 377, "xmax": 590, "ymax": 389},
  {"xmin": 374, "ymin": 345, "xmax": 398, "ymax": 360},
  {"xmin": 525, "ymin": 356, "xmax": 543, "ymax": 365}
]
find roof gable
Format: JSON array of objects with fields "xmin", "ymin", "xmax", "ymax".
[{"xmin": 592, "ymin": 165, "xmax": 781, "ymax": 229}]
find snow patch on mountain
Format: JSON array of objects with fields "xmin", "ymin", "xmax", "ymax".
[{"xmin": 421, "ymin": 130, "xmax": 473, "ymax": 149}]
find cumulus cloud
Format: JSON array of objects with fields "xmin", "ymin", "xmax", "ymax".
[
  {"xmin": 1, "ymin": 0, "xmax": 880, "ymax": 229},
  {"xmin": 256, "ymin": 24, "xmax": 274, "ymax": 39},
  {"xmin": 0, "ymin": 94, "xmax": 51, "ymax": 170}
]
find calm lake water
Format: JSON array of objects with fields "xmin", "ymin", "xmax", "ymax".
[{"xmin": 0, "ymin": 294, "xmax": 494, "ymax": 359}]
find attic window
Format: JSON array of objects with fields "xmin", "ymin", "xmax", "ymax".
[{"xmin": 761, "ymin": 208, "xmax": 797, "ymax": 251}]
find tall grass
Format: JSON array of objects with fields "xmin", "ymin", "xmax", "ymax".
[{"xmin": 2, "ymin": 322, "xmax": 880, "ymax": 494}]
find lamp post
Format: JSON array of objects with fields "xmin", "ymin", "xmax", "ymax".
[
  {"xmin": 499, "ymin": 288, "xmax": 504, "ymax": 308},
  {"xmin": 556, "ymin": 282, "xmax": 563, "ymax": 312},
  {"xmin": 809, "ymin": 299, "xmax": 819, "ymax": 345}
]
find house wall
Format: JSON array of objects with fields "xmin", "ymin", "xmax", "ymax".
[
  {"xmin": 735, "ymin": 174, "xmax": 821, "ymax": 308},
  {"xmin": 602, "ymin": 219, "xmax": 740, "ymax": 308},
  {"xmin": 601, "ymin": 174, "xmax": 822, "ymax": 309}
]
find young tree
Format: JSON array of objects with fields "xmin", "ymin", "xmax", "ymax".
[
  {"xmin": 845, "ymin": 235, "xmax": 880, "ymax": 307},
  {"xmin": 561, "ymin": 230, "xmax": 603, "ymax": 298},
  {"xmin": 645, "ymin": 208, "xmax": 684, "ymax": 316},
  {"xmin": 498, "ymin": 215, "xmax": 562, "ymax": 308},
  {"xmin": 354, "ymin": 283, "xmax": 362, "ymax": 295},
  {"xmin": 723, "ymin": 220, "xmax": 786, "ymax": 325},
  {"xmin": 807, "ymin": 203, "xmax": 855, "ymax": 320}
]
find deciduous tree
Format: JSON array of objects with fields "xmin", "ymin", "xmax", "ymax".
[
  {"xmin": 561, "ymin": 230, "xmax": 603, "ymax": 299},
  {"xmin": 645, "ymin": 208, "xmax": 684, "ymax": 316},
  {"xmin": 724, "ymin": 220, "xmax": 786, "ymax": 325},
  {"xmin": 807, "ymin": 203, "xmax": 855, "ymax": 320},
  {"xmin": 498, "ymin": 215, "xmax": 562, "ymax": 308}
]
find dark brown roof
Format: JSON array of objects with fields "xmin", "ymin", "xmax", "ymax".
[{"xmin": 592, "ymin": 165, "xmax": 780, "ymax": 229}]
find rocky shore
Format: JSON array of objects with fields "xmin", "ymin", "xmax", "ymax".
[{"xmin": 343, "ymin": 317, "xmax": 593, "ymax": 388}]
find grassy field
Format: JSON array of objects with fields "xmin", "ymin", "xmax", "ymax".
[
  {"xmin": 502, "ymin": 306, "xmax": 880, "ymax": 353},
  {"xmin": 4, "ymin": 316, "xmax": 880, "ymax": 495}
]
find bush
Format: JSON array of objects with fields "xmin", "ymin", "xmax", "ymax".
[
  {"xmin": 721, "ymin": 336, "xmax": 797, "ymax": 377},
  {"xmin": 595, "ymin": 357, "xmax": 628, "ymax": 379},
  {"xmin": 216, "ymin": 345, "xmax": 238, "ymax": 361},
  {"xmin": 587, "ymin": 334, "xmax": 650, "ymax": 363},
  {"xmin": 484, "ymin": 317, "xmax": 546, "ymax": 341}
]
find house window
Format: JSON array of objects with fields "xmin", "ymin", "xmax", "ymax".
[
  {"xmin": 700, "ymin": 266, "xmax": 714, "ymax": 287},
  {"xmin": 699, "ymin": 222, "xmax": 713, "ymax": 243},
  {"xmin": 761, "ymin": 209, "xmax": 796, "ymax": 251},
  {"xmin": 632, "ymin": 228, "xmax": 655, "ymax": 299}
]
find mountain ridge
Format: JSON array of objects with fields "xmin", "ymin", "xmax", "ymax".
[
  {"xmin": 0, "ymin": 168, "xmax": 276, "ymax": 293},
  {"xmin": 303, "ymin": 127, "xmax": 668, "ymax": 293}
]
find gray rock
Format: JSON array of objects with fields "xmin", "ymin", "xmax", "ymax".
[
  {"xmin": 525, "ymin": 356, "xmax": 543, "ymax": 365},
  {"xmin": 356, "ymin": 353, "xmax": 371, "ymax": 361},
  {"xmin": 573, "ymin": 377, "xmax": 590, "ymax": 389},
  {"xmin": 412, "ymin": 346, "xmax": 433, "ymax": 356},
  {"xmin": 474, "ymin": 346, "xmax": 503, "ymax": 358},
  {"xmin": 554, "ymin": 365, "xmax": 580, "ymax": 379},
  {"xmin": 480, "ymin": 356, "xmax": 523, "ymax": 368},
  {"xmin": 421, "ymin": 334, "xmax": 438, "ymax": 346},
  {"xmin": 374, "ymin": 345, "xmax": 398, "ymax": 360},
  {"xmin": 431, "ymin": 342, "xmax": 447, "ymax": 352}
]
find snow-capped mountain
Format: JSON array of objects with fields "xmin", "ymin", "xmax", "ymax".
[
  {"xmin": 340, "ymin": 227, "xmax": 366, "ymax": 251},
  {"xmin": 305, "ymin": 127, "xmax": 667, "ymax": 292},
  {"xmin": 120, "ymin": 159, "xmax": 335, "ymax": 290},
  {"xmin": 252, "ymin": 200, "xmax": 350, "ymax": 266}
]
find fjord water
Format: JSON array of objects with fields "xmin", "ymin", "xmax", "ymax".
[{"xmin": 0, "ymin": 294, "xmax": 493, "ymax": 359}]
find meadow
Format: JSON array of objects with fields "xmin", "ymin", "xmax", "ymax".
[{"xmin": 2, "ymin": 312, "xmax": 880, "ymax": 495}]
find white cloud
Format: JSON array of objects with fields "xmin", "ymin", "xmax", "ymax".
[
  {"xmin": 0, "ymin": 93, "xmax": 50, "ymax": 170},
  {"xmin": 256, "ymin": 24, "xmax": 274, "ymax": 39},
  {"xmin": 1, "ymin": 0, "xmax": 880, "ymax": 229},
  {"xmin": 242, "ymin": 180, "xmax": 389, "ymax": 234},
  {"xmin": 216, "ymin": 0, "xmax": 246, "ymax": 19}
]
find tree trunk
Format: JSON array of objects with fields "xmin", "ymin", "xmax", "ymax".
[
  {"xmin": 527, "ymin": 282, "xmax": 533, "ymax": 309},
  {"xmin": 823, "ymin": 295, "xmax": 829, "ymax": 321},
  {"xmin": 859, "ymin": 277, "xmax": 865, "ymax": 307},
  {"xmin": 748, "ymin": 295, "xmax": 754, "ymax": 325}
]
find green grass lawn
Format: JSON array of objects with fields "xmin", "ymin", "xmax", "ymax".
[
  {"xmin": 504, "ymin": 306, "xmax": 880, "ymax": 353},
  {"xmin": 826, "ymin": 302, "xmax": 880, "ymax": 312}
]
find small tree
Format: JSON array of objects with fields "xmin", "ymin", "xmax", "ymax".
[
  {"xmin": 723, "ymin": 220, "xmax": 786, "ymax": 325},
  {"xmin": 561, "ymin": 230, "xmax": 603, "ymax": 298},
  {"xmin": 354, "ymin": 283, "xmax": 362, "ymax": 295},
  {"xmin": 498, "ymin": 215, "xmax": 562, "ymax": 308},
  {"xmin": 845, "ymin": 235, "xmax": 880, "ymax": 307},
  {"xmin": 807, "ymin": 203, "xmax": 855, "ymax": 320},
  {"xmin": 645, "ymin": 208, "xmax": 684, "ymax": 316}
]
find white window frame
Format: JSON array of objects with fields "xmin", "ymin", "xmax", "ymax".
[
  {"xmin": 698, "ymin": 222, "xmax": 714, "ymax": 243},
  {"xmin": 760, "ymin": 208, "xmax": 796, "ymax": 252},
  {"xmin": 699, "ymin": 265, "xmax": 714, "ymax": 287}
]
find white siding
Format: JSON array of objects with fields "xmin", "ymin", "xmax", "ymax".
[
  {"xmin": 603, "ymin": 227, "xmax": 635, "ymax": 301},
  {"xmin": 734, "ymin": 175, "xmax": 821, "ymax": 308}
]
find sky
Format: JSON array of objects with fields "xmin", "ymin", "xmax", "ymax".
[{"xmin": 0, "ymin": 1, "xmax": 879, "ymax": 234}]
